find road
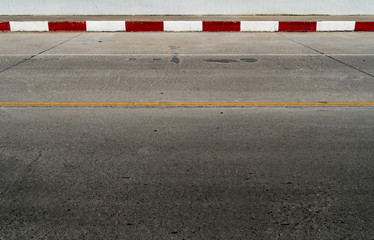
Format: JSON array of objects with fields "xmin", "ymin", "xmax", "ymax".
[{"xmin": 0, "ymin": 32, "xmax": 373, "ymax": 239}]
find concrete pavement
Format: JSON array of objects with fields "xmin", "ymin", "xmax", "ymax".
[
  {"xmin": 1, "ymin": 107, "xmax": 374, "ymax": 239},
  {"xmin": 0, "ymin": 32, "xmax": 374, "ymax": 239},
  {"xmin": 1, "ymin": 32, "xmax": 373, "ymax": 102}
]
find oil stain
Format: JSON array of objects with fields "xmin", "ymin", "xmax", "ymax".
[
  {"xmin": 205, "ymin": 59, "xmax": 239, "ymax": 63},
  {"xmin": 240, "ymin": 58, "xmax": 257, "ymax": 62},
  {"xmin": 171, "ymin": 56, "xmax": 180, "ymax": 64},
  {"xmin": 205, "ymin": 58, "xmax": 257, "ymax": 63}
]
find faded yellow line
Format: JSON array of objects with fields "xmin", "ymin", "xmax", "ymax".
[{"xmin": 0, "ymin": 101, "xmax": 374, "ymax": 106}]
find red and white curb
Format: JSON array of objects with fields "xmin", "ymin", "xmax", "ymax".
[{"xmin": 1, "ymin": 21, "xmax": 374, "ymax": 32}]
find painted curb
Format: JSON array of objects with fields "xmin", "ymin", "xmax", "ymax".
[
  {"xmin": 317, "ymin": 21, "xmax": 355, "ymax": 31},
  {"xmin": 86, "ymin": 21, "xmax": 126, "ymax": 31},
  {"xmin": 48, "ymin": 21, "xmax": 86, "ymax": 31},
  {"xmin": 1, "ymin": 21, "xmax": 374, "ymax": 32},
  {"xmin": 0, "ymin": 21, "xmax": 11, "ymax": 31},
  {"xmin": 355, "ymin": 21, "xmax": 374, "ymax": 31},
  {"xmin": 203, "ymin": 21, "xmax": 240, "ymax": 31},
  {"xmin": 125, "ymin": 21, "xmax": 164, "ymax": 31},
  {"xmin": 279, "ymin": 21, "xmax": 316, "ymax": 31},
  {"xmin": 164, "ymin": 21, "xmax": 202, "ymax": 32}
]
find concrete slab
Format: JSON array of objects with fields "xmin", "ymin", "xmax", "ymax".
[
  {"xmin": 0, "ymin": 107, "xmax": 373, "ymax": 239},
  {"xmin": 1, "ymin": 31, "xmax": 374, "ymax": 239},
  {"xmin": 1, "ymin": 54, "xmax": 374, "ymax": 102},
  {"xmin": 0, "ymin": 32, "xmax": 373, "ymax": 103}
]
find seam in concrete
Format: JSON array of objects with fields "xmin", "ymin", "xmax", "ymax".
[
  {"xmin": 277, "ymin": 33, "xmax": 374, "ymax": 78},
  {"xmin": 0, "ymin": 34, "xmax": 82, "ymax": 74},
  {"xmin": 0, "ymin": 150, "xmax": 43, "ymax": 196}
]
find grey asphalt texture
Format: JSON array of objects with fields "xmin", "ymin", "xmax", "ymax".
[{"xmin": 0, "ymin": 32, "xmax": 374, "ymax": 239}]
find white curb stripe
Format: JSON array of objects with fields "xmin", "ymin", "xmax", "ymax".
[
  {"xmin": 9, "ymin": 21, "xmax": 49, "ymax": 32},
  {"xmin": 164, "ymin": 21, "xmax": 202, "ymax": 32},
  {"xmin": 317, "ymin": 21, "xmax": 355, "ymax": 31},
  {"xmin": 86, "ymin": 21, "xmax": 125, "ymax": 32},
  {"xmin": 241, "ymin": 21, "xmax": 279, "ymax": 32}
]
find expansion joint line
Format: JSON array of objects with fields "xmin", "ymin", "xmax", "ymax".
[
  {"xmin": 0, "ymin": 33, "xmax": 82, "ymax": 74},
  {"xmin": 278, "ymin": 33, "xmax": 374, "ymax": 78},
  {"xmin": 0, "ymin": 149, "xmax": 44, "ymax": 196}
]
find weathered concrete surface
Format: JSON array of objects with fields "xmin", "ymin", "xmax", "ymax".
[
  {"xmin": 0, "ymin": 33, "xmax": 374, "ymax": 102},
  {"xmin": 0, "ymin": 107, "xmax": 373, "ymax": 239},
  {"xmin": 0, "ymin": 32, "xmax": 374, "ymax": 239}
]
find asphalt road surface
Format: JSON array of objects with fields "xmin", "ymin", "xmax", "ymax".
[{"xmin": 0, "ymin": 32, "xmax": 373, "ymax": 239}]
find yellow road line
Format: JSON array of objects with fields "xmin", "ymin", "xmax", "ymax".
[{"xmin": 0, "ymin": 101, "xmax": 374, "ymax": 106}]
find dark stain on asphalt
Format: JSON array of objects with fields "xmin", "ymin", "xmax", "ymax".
[
  {"xmin": 153, "ymin": 58, "xmax": 162, "ymax": 61},
  {"xmin": 171, "ymin": 56, "xmax": 180, "ymax": 64},
  {"xmin": 205, "ymin": 58, "xmax": 258, "ymax": 63},
  {"xmin": 205, "ymin": 59, "xmax": 239, "ymax": 63},
  {"xmin": 282, "ymin": 182, "xmax": 293, "ymax": 185},
  {"xmin": 129, "ymin": 58, "xmax": 136, "ymax": 61},
  {"xmin": 240, "ymin": 58, "xmax": 258, "ymax": 62}
]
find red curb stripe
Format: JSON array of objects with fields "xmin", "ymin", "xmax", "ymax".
[
  {"xmin": 125, "ymin": 21, "xmax": 164, "ymax": 32},
  {"xmin": 355, "ymin": 21, "xmax": 374, "ymax": 31},
  {"xmin": 48, "ymin": 21, "xmax": 86, "ymax": 31},
  {"xmin": 0, "ymin": 21, "xmax": 10, "ymax": 31},
  {"xmin": 279, "ymin": 21, "xmax": 317, "ymax": 32},
  {"xmin": 203, "ymin": 21, "xmax": 240, "ymax": 31}
]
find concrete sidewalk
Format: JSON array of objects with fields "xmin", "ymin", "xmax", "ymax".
[{"xmin": 1, "ymin": 15, "xmax": 374, "ymax": 21}]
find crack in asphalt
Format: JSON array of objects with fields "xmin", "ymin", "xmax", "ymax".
[
  {"xmin": 0, "ymin": 149, "xmax": 44, "ymax": 196},
  {"xmin": 0, "ymin": 33, "xmax": 82, "ymax": 75},
  {"xmin": 278, "ymin": 33, "xmax": 374, "ymax": 78}
]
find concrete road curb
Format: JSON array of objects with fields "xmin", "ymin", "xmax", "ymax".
[{"xmin": 1, "ymin": 21, "xmax": 374, "ymax": 32}]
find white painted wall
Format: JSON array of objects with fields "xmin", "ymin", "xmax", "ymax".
[{"xmin": 1, "ymin": 0, "xmax": 373, "ymax": 15}]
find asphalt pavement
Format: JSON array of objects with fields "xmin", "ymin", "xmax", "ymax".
[{"xmin": 0, "ymin": 32, "xmax": 373, "ymax": 239}]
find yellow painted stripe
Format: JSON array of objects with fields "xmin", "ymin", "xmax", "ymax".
[{"xmin": 0, "ymin": 101, "xmax": 374, "ymax": 106}]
